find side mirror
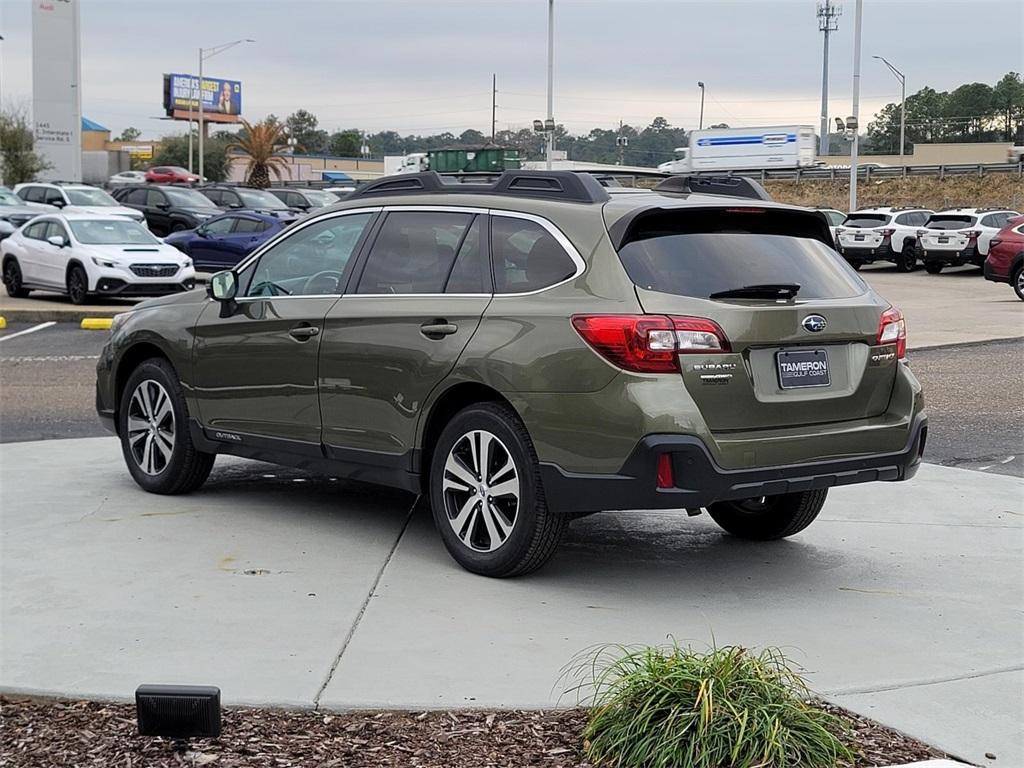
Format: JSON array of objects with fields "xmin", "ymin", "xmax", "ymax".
[
  {"xmin": 156, "ymin": 202, "xmax": 170, "ymax": 210},
  {"xmin": 46, "ymin": 234, "xmax": 67, "ymax": 247},
  {"xmin": 50, "ymin": 199, "xmax": 66, "ymax": 209},
  {"xmin": 229, "ymin": 202, "xmax": 243, "ymax": 209},
  {"xmin": 195, "ymin": 227, "xmax": 208, "ymax": 238},
  {"xmin": 208, "ymin": 270, "xmax": 237, "ymax": 301}
]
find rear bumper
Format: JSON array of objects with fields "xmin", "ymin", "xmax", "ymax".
[
  {"xmin": 983, "ymin": 259, "xmax": 1010, "ymax": 283},
  {"xmin": 920, "ymin": 244, "xmax": 980, "ymax": 266},
  {"xmin": 836, "ymin": 242, "xmax": 892, "ymax": 262},
  {"xmin": 540, "ymin": 414, "xmax": 928, "ymax": 516}
]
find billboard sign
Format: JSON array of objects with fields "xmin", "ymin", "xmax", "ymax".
[
  {"xmin": 123, "ymin": 145, "xmax": 154, "ymax": 159},
  {"xmin": 163, "ymin": 74, "xmax": 242, "ymax": 123},
  {"xmin": 32, "ymin": 0, "xmax": 83, "ymax": 181}
]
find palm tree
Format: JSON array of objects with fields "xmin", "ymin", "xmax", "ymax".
[{"xmin": 224, "ymin": 118, "xmax": 293, "ymax": 188}]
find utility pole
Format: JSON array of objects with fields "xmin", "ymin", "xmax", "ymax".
[
  {"xmin": 817, "ymin": 1, "xmax": 841, "ymax": 156},
  {"xmin": 617, "ymin": 120, "xmax": 625, "ymax": 165},
  {"xmin": 546, "ymin": 0, "xmax": 555, "ymax": 169},
  {"xmin": 491, "ymin": 73, "xmax": 497, "ymax": 143},
  {"xmin": 848, "ymin": 0, "xmax": 863, "ymax": 212},
  {"xmin": 697, "ymin": 82, "xmax": 705, "ymax": 130}
]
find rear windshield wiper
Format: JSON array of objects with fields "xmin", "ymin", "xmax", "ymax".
[{"xmin": 709, "ymin": 283, "xmax": 801, "ymax": 300}]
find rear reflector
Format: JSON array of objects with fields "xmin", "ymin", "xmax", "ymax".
[
  {"xmin": 877, "ymin": 306, "xmax": 907, "ymax": 359},
  {"xmin": 656, "ymin": 453, "xmax": 674, "ymax": 489},
  {"xmin": 571, "ymin": 315, "xmax": 730, "ymax": 373}
]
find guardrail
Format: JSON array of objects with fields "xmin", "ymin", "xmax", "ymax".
[{"xmin": 735, "ymin": 162, "xmax": 1024, "ymax": 182}]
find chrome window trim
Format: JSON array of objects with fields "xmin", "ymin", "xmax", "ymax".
[{"xmin": 228, "ymin": 206, "xmax": 383, "ymax": 301}]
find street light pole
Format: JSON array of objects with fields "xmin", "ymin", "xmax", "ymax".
[
  {"xmin": 873, "ymin": 55, "xmax": 906, "ymax": 165},
  {"xmin": 697, "ymin": 82, "xmax": 705, "ymax": 130},
  {"xmin": 197, "ymin": 38, "xmax": 253, "ymax": 182},
  {"xmin": 546, "ymin": 0, "xmax": 554, "ymax": 170},
  {"xmin": 848, "ymin": 0, "xmax": 863, "ymax": 212}
]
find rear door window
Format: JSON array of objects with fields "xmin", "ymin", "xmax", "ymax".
[
  {"xmin": 124, "ymin": 188, "xmax": 148, "ymax": 205},
  {"xmin": 491, "ymin": 216, "xmax": 577, "ymax": 294},
  {"xmin": 843, "ymin": 213, "xmax": 890, "ymax": 228},
  {"xmin": 616, "ymin": 209, "xmax": 864, "ymax": 300},
  {"xmin": 356, "ymin": 211, "xmax": 473, "ymax": 294},
  {"xmin": 925, "ymin": 215, "xmax": 975, "ymax": 230}
]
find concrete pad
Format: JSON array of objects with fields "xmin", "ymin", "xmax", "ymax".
[
  {"xmin": 320, "ymin": 464, "xmax": 1022, "ymax": 764},
  {"xmin": 0, "ymin": 437, "xmax": 415, "ymax": 708},
  {"xmin": 833, "ymin": 669, "xmax": 1024, "ymax": 767},
  {"xmin": 857, "ymin": 265, "xmax": 1023, "ymax": 349},
  {"xmin": 2, "ymin": 438, "xmax": 1021, "ymax": 764}
]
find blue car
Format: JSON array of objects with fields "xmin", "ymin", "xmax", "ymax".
[{"xmin": 163, "ymin": 211, "xmax": 297, "ymax": 271}]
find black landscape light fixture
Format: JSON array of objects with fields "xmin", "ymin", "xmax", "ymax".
[{"xmin": 136, "ymin": 684, "xmax": 221, "ymax": 740}]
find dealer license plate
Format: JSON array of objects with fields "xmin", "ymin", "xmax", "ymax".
[{"xmin": 777, "ymin": 349, "xmax": 831, "ymax": 389}]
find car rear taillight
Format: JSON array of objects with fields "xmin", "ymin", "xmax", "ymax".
[
  {"xmin": 990, "ymin": 237, "xmax": 1003, "ymax": 247},
  {"xmin": 963, "ymin": 229, "xmax": 982, "ymax": 240},
  {"xmin": 571, "ymin": 314, "xmax": 730, "ymax": 374},
  {"xmin": 878, "ymin": 228, "xmax": 896, "ymax": 238},
  {"xmin": 834, "ymin": 227, "xmax": 845, "ymax": 236},
  {"xmin": 877, "ymin": 307, "xmax": 906, "ymax": 360},
  {"xmin": 916, "ymin": 229, "xmax": 928, "ymax": 236}
]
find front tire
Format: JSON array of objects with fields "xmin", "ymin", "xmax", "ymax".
[
  {"xmin": 170, "ymin": 222, "xmax": 188, "ymax": 233},
  {"xmin": 708, "ymin": 489, "xmax": 827, "ymax": 541},
  {"xmin": 429, "ymin": 402, "xmax": 566, "ymax": 577},
  {"xmin": 67, "ymin": 265, "xmax": 89, "ymax": 305},
  {"xmin": 118, "ymin": 357, "xmax": 214, "ymax": 494},
  {"xmin": 1013, "ymin": 264, "xmax": 1024, "ymax": 301},
  {"xmin": 3, "ymin": 258, "xmax": 30, "ymax": 298}
]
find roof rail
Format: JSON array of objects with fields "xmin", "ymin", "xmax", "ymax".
[
  {"xmin": 346, "ymin": 170, "xmax": 610, "ymax": 204},
  {"xmin": 652, "ymin": 175, "xmax": 773, "ymax": 201}
]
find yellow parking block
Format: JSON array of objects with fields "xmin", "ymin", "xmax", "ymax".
[
  {"xmin": 0, "ymin": 316, "xmax": 6, "ymax": 329},
  {"xmin": 80, "ymin": 318, "xmax": 113, "ymax": 330}
]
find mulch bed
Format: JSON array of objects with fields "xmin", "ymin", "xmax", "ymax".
[{"xmin": 1, "ymin": 695, "xmax": 953, "ymax": 767}]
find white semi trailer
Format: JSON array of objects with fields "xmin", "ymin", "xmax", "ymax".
[{"xmin": 657, "ymin": 125, "xmax": 817, "ymax": 174}]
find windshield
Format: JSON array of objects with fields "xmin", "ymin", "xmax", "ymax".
[
  {"xmin": 925, "ymin": 215, "xmax": 976, "ymax": 230},
  {"xmin": 842, "ymin": 214, "xmax": 890, "ymax": 228},
  {"xmin": 69, "ymin": 219, "xmax": 161, "ymax": 245},
  {"xmin": 65, "ymin": 188, "xmax": 119, "ymax": 206},
  {"xmin": 238, "ymin": 189, "xmax": 288, "ymax": 209},
  {"xmin": 0, "ymin": 190, "xmax": 23, "ymax": 206},
  {"xmin": 823, "ymin": 210, "xmax": 845, "ymax": 225},
  {"xmin": 164, "ymin": 188, "xmax": 220, "ymax": 208},
  {"xmin": 305, "ymin": 190, "xmax": 340, "ymax": 207}
]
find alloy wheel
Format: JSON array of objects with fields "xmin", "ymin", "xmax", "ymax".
[
  {"xmin": 127, "ymin": 380, "xmax": 176, "ymax": 476},
  {"xmin": 1016, "ymin": 268, "xmax": 1024, "ymax": 299},
  {"xmin": 68, "ymin": 270, "xmax": 86, "ymax": 303},
  {"xmin": 441, "ymin": 429, "xmax": 520, "ymax": 553}
]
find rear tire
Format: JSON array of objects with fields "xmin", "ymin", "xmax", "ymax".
[
  {"xmin": 895, "ymin": 242, "xmax": 917, "ymax": 272},
  {"xmin": 924, "ymin": 261, "xmax": 943, "ymax": 274},
  {"xmin": 429, "ymin": 402, "xmax": 566, "ymax": 577},
  {"xmin": 3, "ymin": 258, "xmax": 30, "ymax": 298},
  {"xmin": 1013, "ymin": 264, "xmax": 1024, "ymax": 301},
  {"xmin": 67, "ymin": 265, "xmax": 89, "ymax": 304},
  {"xmin": 708, "ymin": 489, "xmax": 828, "ymax": 541},
  {"xmin": 118, "ymin": 357, "xmax": 215, "ymax": 495}
]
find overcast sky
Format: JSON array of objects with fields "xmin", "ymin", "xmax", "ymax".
[{"xmin": 0, "ymin": 0, "xmax": 1020, "ymax": 139}]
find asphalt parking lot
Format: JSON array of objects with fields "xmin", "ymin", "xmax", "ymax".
[{"xmin": 2, "ymin": 319, "xmax": 1020, "ymax": 476}]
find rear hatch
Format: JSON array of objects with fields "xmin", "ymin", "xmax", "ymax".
[
  {"xmin": 920, "ymin": 214, "xmax": 975, "ymax": 251},
  {"xmin": 836, "ymin": 212, "xmax": 889, "ymax": 250},
  {"xmin": 615, "ymin": 207, "xmax": 898, "ymax": 431}
]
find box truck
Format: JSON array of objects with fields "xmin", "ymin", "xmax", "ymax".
[{"xmin": 657, "ymin": 125, "xmax": 816, "ymax": 174}]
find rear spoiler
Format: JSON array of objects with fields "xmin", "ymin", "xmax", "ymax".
[{"xmin": 652, "ymin": 175, "xmax": 772, "ymax": 201}]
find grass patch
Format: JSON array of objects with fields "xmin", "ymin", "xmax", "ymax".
[{"xmin": 566, "ymin": 643, "xmax": 856, "ymax": 768}]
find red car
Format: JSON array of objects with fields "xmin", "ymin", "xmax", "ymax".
[
  {"xmin": 983, "ymin": 215, "xmax": 1024, "ymax": 300},
  {"xmin": 144, "ymin": 166, "xmax": 200, "ymax": 184}
]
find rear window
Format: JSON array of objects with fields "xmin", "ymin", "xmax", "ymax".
[
  {"xmin": 925, "ymin": 215, "xmax": 976, "ymax": 230},
  {"xmin": 617, "ymin": 209, "xmax": 865, "ymax": 301},
  {"xmin": 843, "ymin": 213, "xmax": 890, "ymax": 228}
]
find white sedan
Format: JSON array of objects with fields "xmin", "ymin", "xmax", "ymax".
[
  {"xmin": 108, "ymin": 170, "xmax": 148, "ymax": 187},
  {"xmin": 1, "ymin": 213, "xmax": 195, "ymax": 305}
]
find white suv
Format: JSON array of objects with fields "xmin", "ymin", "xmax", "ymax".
[
  {"xmin": 918, "ymin": 207, "xmax": 1022, "ymax": 274},
  {"xmin": 1, "ymin": 213, "xmax": 194, "ymax": 305},
  {"xmin": 834, "ymin": 206, "xmax": 932, "ymax": 272},
  {"xmin": 14, "ymin": 182, "xmax": 148, "ymax": 228}
]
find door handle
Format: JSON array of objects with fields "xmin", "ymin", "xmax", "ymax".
[
  {"xmin": 420, "ymin": 321, "xmax": 458, "ymax": 339},
  {"xmin": 289, "ymin": 325, "xmax": 320, "ymax": 340}
]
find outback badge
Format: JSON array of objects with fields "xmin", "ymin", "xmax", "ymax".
[{"xmin": 801, "ymin": 314, "xmax": 827, "ymax": 333}]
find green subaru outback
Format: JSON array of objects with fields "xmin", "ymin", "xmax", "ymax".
[{"xmin": 96, "ymin": 171, "xmax": 926, "ymax": 577}]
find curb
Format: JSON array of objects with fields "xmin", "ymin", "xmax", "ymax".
[{"xmin": 0, "ymin": 307, "xmax": 132, "ymax": 323}]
